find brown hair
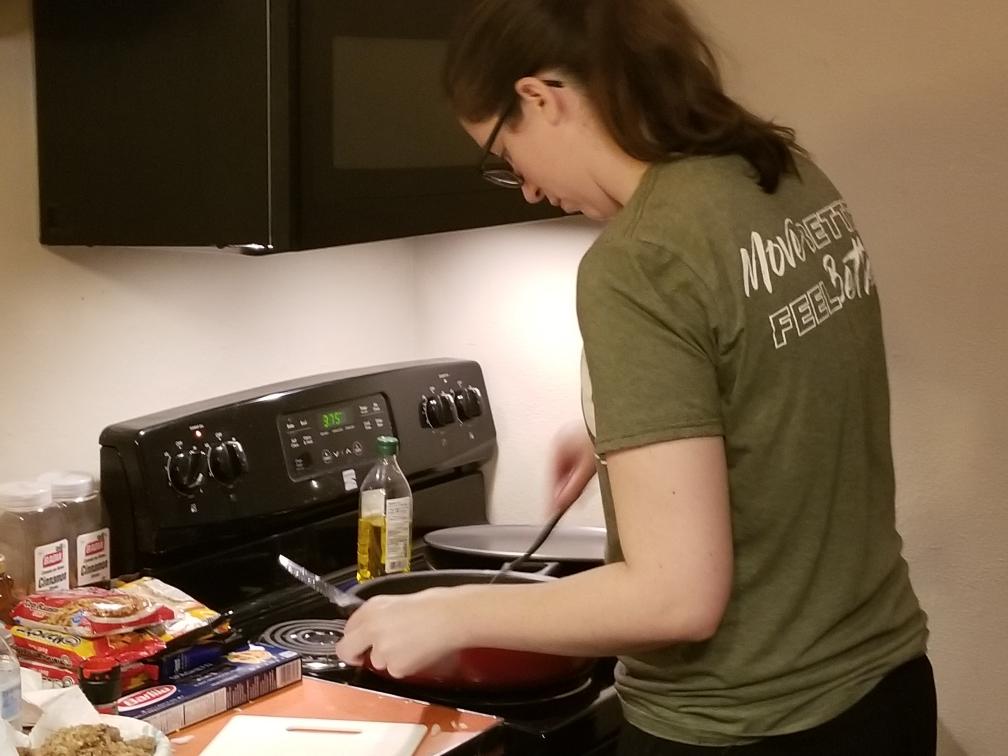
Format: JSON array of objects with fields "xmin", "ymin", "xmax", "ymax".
[{"xmin": 444, "ymin": 0, "xmax": 805, "ymax": 193}]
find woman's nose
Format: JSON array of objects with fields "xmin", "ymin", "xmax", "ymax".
[{"xmin": 521, "ymin": 182, "xmax": 545, "ymax": 204}]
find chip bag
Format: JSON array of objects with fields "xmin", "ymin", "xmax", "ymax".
[
  {"xmin": 11, "ymin": 588, "xmax": 173, "ymax": 637},
  {"xmin": 116, "ymin": 577, "xmax": 220, "ymax": 646},
  {"xmin": 8, "ymin": 624, "xmax": 165, "ymax": 668}
]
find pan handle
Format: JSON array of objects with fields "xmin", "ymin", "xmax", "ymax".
[
  {"xmin": 331, "ymin": 592, "xmax": 364, "ymax": 618},
  {"xmin": 534, "ymin": 561, "xmax": 561, "ymax": 576},
  {"xmin": 497, "ymin": 560, "xmax": 561, "ymax": 576}
]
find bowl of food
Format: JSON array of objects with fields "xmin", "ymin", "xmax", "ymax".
[{"xmin": 19, "ymin": 717, "xmax": 170, "ymax": 756}]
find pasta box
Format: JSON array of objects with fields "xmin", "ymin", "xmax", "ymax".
[{"xmin": 117, "ymin": 643, "xmax": 302, "ymax": 734}]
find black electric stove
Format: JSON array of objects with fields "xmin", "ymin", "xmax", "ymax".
[{"xmin": 99, "ymin": 359, "xmax": 623, "ymax": 755}]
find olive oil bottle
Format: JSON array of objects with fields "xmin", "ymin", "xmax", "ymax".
[{"xmin": 356, "ymin": 436, "xmax": 413, "ymax": 581}]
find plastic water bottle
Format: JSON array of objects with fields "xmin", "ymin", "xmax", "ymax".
[{"xmin": 0, "ymin": 625, "xmax": 21, "ymax": 730}]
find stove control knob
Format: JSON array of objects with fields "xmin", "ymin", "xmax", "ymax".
[
  {"xmin": 463, "ymin": 386, "xmax": 483, "ymax": 418},
  {"xmin": 452, "ymin": 389, "xmax": 471, "ymax": 420},
  {"xmin": 437, "ymin": 393, "xmax": 457, "ymax": 424},
  {"xmin": 167, "ymin": 449, "xmax": 208, "ymax": 493},
  {"xmin": 208, "ymin": 440, "xmax": 248, "ymax": 485},
  {"xmin": 420, "ymin": 396, "xmax": 441, "ymax": 428}
]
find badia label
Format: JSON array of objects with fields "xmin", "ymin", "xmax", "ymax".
[
  {"xmin": 34, "ymin": 539, "xmax": 69, "ymax": 592},
  {"xmin": 77, "ymin": 528, "xmax": 110, "ymax": 586}
]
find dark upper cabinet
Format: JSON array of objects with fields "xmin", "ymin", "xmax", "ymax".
[{"xmin": 33, "ymin": 0, "xmax": 562, "ymax": 254}]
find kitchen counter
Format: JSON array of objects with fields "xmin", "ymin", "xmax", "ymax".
[{"xmin": 170, "ymin": 677, "xmax": 503, "ymax": 755}]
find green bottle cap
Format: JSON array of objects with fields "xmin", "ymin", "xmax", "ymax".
[{"xmin": 376, "ymin": 435, "xmax": 399, "ymax": 456}]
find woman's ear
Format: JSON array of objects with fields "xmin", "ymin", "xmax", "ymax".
[{"xmin": 514, "ymin": 76, "xmax": 566, "ymax": 126}]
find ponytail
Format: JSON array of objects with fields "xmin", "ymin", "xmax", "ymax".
[{"xmin": 445, "ymin": 0, "xmax": 805, "ymax": 193}]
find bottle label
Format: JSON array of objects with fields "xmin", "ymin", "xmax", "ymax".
[
  {"xmin": 77, "ymin": 528, "xmax": 111, "ymax": 586},
  {"xmin": 0, "ymin": 675, "xmax": 20, "ymax": 723},
  {"xmin": 360, "ymin": 489, "xmax": 385, "ymax": 519},
  {"xmin": 384, "ymin": 496, "xmax": 412, "ymax": 574},
  {"xmin": 34, "ymin": 539, "xmax": 70, "ymax": 592}
]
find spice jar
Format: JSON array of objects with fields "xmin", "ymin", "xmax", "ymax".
[
  {"xmin": 79, "ymin": 658, "xmax": 122, "ymax": 715},
  {"xmin": 0, "ymin": 555, "xmax": 15, "ymax": 625},
  {"xmin": 0, "ymin": 482, "xmax": 70, "ymax": 597},
  {"xmin": 38, "ymin": 472, "xmax": 110, "ymax": 588}
]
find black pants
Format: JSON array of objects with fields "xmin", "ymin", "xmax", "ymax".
[{"xmin": 618, "ymin": 656, "xmax": 937, "ymax": 756}]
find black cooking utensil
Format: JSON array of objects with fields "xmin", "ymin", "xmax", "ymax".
[{"xmin": 488, "ymin": 508, "xmax": 567, "ymax": 584}]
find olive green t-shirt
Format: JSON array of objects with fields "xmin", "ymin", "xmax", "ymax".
[{"xmin": 577, "ymin": 154, "xmax": 928, "ymax": 745}]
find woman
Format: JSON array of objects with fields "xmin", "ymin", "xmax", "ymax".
[{"xmin": 334, "ymin": 1, "xmax": 935, "ymax": 753}]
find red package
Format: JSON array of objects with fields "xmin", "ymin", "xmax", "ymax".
[
  {"xmin": 8, "ymin": 624, "xmax": 165, "ymax": 668},
  {"xmin": 19, "ymin": 656, "xmax": 158, "ymax": 693},
  {"xmin": 11, "ymin": 588, "xmax": 173, "ymax": 637},
  {"xmin": 18, "ymin": 657, "xmax": 78, "ymax": 688}
]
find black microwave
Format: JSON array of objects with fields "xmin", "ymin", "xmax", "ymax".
[{"xmin": 33, "ymin": 0, "xmax": 561, "ymax": 254}]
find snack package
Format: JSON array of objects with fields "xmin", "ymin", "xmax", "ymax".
[
  {"xmin": 17, "ymin": 657, "xmax": 158, "ymax": 693},
  {"xmin": 18, "ymin": 657, "xmax": 78, "ymax": 688},
  {"xmin": 116, "ymin": 578, "xmax": 221, "ymax": 647},
  {"xmin": 11, "ymin": 588, "xmax": 173, "ymax": 638},
  {"xmin": 9, "ymin": 625, "xmax": 165, "ymax": 669}
]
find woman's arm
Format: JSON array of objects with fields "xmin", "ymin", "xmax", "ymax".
[
  {"xmin": 335, "ymin": 436, "xmax": 733, "ymax": 677},
  {"xmin": 465, "ymin": 435, "xmax": 733, "ymax": 653}
]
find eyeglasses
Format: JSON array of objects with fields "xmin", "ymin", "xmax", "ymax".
[{"xmin": 479, "ymin": 79, "xmax": 564, "ymax": 189}]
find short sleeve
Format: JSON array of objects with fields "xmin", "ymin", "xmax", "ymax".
[{"xmin": 577, "ymin": 238, "xmax": 723, "ymax": 454}]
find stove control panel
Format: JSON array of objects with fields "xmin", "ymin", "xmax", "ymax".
[
  {"xmin": 99, "ymin": 360, "xmax": 497, "ymax": 573},
  {"xmin": 278, "ymin": 392, "xmax": 389, "ymax": 483}
]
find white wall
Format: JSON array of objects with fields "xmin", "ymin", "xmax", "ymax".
[
  {"xmin": 412, "ymin": 218, "xmax": 605, "ymax": 526},
  {"xmin": 2, "ymin": 0, "xmax": 1007, "ymax": 754},
  {"xmin": 0, "ymin": 240, "xmax": 426, "ymax": 473}
]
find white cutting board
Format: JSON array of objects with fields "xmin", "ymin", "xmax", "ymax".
[{"xmin": 198, "ymin": 715, "xmax": 427, "ymax": 756}]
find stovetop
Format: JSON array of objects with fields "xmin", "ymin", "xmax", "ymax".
[{"xmin": 231, "ymin": 555, "xmax": 623, "ymax": 756}]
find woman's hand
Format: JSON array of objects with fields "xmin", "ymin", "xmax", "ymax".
[
  {"xmin": 333, "ymin": 587, "xmax": 470, "ymax": 679},
  {"xmin": 549, "ymin": 423, "xmax": 597, "ymax": 516}
]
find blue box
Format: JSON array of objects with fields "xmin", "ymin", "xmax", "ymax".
[{"xmin": 117, "ymin": 643, "xmax": 302, "ymax": 734}]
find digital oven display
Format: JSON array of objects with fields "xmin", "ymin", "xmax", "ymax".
[{"xmin": 320, "ymin": 410, "xmax": 345, "ymax": 429}]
